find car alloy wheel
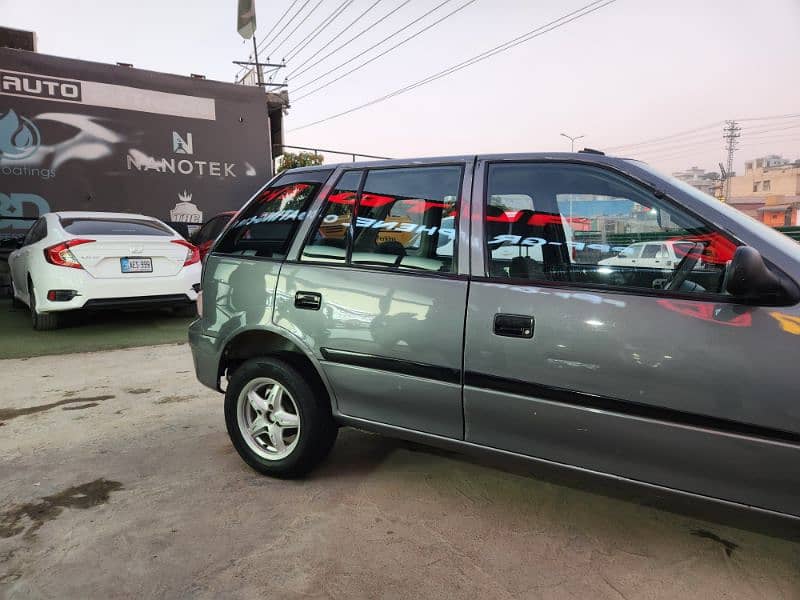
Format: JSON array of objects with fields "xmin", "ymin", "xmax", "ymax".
[{"xmin": 236, "ymin": 377, "xmax": 301, "ymax": 461}]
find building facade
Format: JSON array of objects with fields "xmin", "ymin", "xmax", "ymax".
[
  {"xmin": 730, "ymin": 156, "xmax": 800, "ymax": 197},
  {"xmin": 671, "ymin": 166, "xmax": 720, "ymax": 197}
]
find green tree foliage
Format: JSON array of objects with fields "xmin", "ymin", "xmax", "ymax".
[{"xmin": 277, "ymin": 151, "xmax": 324, "ymax": 173}]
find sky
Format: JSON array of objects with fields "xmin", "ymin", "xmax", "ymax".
[{"xmin": 2, "ymin": 0, "xmax": 799, "ymax": 175}]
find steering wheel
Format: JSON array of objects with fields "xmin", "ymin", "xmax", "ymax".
[{"xmin": 663, "ymin": 242, "xmax": 703, "ymax": 292}]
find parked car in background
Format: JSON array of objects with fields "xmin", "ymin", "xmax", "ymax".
[
  {"xmin": 599, "ymin": 240, "xmax": 698, "ymax": 269},
  {"xmin": 189, "ymin": 154, "xmax": 800, "ymax": 520},
  {"xmin": 8, "ymin": 211, "xmax": 201, "ymax": 329},
  {"xmin": 190, "ymin": 211, "xmax": 236, "ymax": 260}
]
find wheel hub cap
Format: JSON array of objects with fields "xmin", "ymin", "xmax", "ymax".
[{"xmin": 237, "ymin": 377, "xmax": 300, "ymax": 461}]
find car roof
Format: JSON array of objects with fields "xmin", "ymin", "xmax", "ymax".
[
  {"xmin": 51, "ymin": 211, "xmax": 158, "ymax": 220},
  {"xmin": 280, "ymin": 152, "xmax": 629, "ymax": 174}
]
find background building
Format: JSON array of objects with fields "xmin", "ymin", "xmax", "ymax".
[
  {"xmin": 730, "ymin": 155, "xmax": 800, "ymax": 197},
  {"xmin": 671, "ymin": 166, "xmax": 720, "ymax": 197}
]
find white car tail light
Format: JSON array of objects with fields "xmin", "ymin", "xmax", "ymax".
[
  {"xmin": 171, "ymin": 239, "xmax": 201, "ymax": 267},
  {"xmin": 44, "ymin": 239, "xmax": 94, "ymax": 269}
]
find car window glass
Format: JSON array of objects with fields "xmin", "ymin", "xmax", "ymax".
[
  {"xmin": 195, "ymin": 215, "xmax": 229, "ymax": 244},
  {"xmin": 193, "ymin": 219, "xmax": 217, "ymax": 244},
  {"xmin": 60, "ymin": 218, "xmax": 172, "ymax": 236},
  {"xmin": 216, "ymin": 174, "xmax": 326, "ymax": 258},
  {"xmin": 22, "ymin": 220, "xmax": 38, "ymax": 245},
  {"xmin": 641, "ymin": 244, "xmax": 662, "ymax": 259},
  {"xmin": 351, "ymin": 166, "xmax": 461, "ymax": 273},
  {"xmin": 301, "ymin": 170, "xmax": 361, "ymax": 263},
  {"xmin": 485, "ymin": 162, "xmax": 738, "ymax": 295}
]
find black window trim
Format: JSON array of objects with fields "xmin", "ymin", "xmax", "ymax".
[
  {"xmin": 298, "ymin": 161, "xmax": 467, "ymax": 278},
  {"xmin": 476, "ymin": 159, "xmax": 794, "ymax": 305}
]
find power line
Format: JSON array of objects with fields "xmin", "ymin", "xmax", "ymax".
[
  {"xmin": 737, "ymin": 112, "xmax": 800, "ymax": 123},
  {"xmin": 294, "ymin": 0, "xmax": 480, "ymax": 101},
  {"xmin": 608, "ymin": 115, "xmax": 800, "ymax": 155},
  {"xmin": 289, "ymin": 0, "xmax": 617, "ymax": 132},
  {"xmin": 286, "ymin": 0, "xmax": 391, "ymax": 80},
  {"xmin": 604, "ymin": 121, "xmax": 723, "ymax": 152},
  {"xmin": 236, "ymin": 0, "xmax": 302, "ymax": 78},
  {"xmin": 741, "ymin": 120, "xmax": 800, "ymax": 137},
  {"xmin": 285, "ymin": 0, "xmax": 355, "ymax": 62},
  {"xmin": 291, "ymin": 0, "xmax": 457, "ymax": 94},
  {"xmin": 268, "ymin": 0, "xmax": 325, "ymax": 58},
  {"xmin": 629, "ymin": 135, "xmax": 724, "ymax": 157}
]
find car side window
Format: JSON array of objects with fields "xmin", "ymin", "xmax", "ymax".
[
  {"xmin": 301, "ymin": 170, "xmax": 362, "ymax": 264},
  {"xmin": 23, "ymin": 218, "xmax": 45, "ymax": 246},
  {"xmin": 301, "ymin": 165, "xmax": 462, "ymax": 274},
  {"xmin": 484, "ymin": 162, "xmax": 738, "ymax": 295},
  {"xmin": 215, "ymin": 170, "xmax": 331, "ymax": 258},
  {"xmin": 196, "ymin": 215, "xmax": 229, "ymax": 244},
  {"xmin": 351, "ymin": 166, "xmax": 461, "ymax": 273}
]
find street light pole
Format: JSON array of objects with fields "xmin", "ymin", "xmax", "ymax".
[{"xmin": 560, "ymin": 132, "xmax": 585, "ymax": 152}]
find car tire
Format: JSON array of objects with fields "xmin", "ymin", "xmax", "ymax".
[
  {"xmin": 29, "ymin": 281, "xmax": 60, "ymax": 331},
  {"xmin": 224, "ymin": 357, "xmax": 338, "ymax": 478}
]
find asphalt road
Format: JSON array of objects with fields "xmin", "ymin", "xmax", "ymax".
[{"xmin": 1, "ymin": 344, "xmax": 799, "ymax": 599}]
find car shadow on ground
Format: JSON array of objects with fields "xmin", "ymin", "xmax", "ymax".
[{"xmin": 315, "ymin": 427, "xmax": 800, "ymax": 544}]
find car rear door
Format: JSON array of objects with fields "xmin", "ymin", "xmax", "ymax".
[
  {"xmin": 276, "ymin": 160, "xmax": 473, "ymax": 438},
  {"xmin": 463, "ymin": 157, "xmax": 800, "ymax": 516}
]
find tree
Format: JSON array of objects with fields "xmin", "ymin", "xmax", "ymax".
[{"xmin": 277, "ymin": 151, "xmax": 324, "ymax": 173}]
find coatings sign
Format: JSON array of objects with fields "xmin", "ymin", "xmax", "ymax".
[{"xmin": 0, "ymin": 47, "xmax": 271, "ymax": 237}]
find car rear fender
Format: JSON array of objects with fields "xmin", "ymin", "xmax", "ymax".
[{"xmin": 219, "ymin": 326, "xmax": 338, "ymax": 413}]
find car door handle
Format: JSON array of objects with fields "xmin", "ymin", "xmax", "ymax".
[
  {"xmin": 295, "ymin": 291, "xmax": 322, "ymax": 310},
  {"xmin": 494, "ymin": 314, "xmax": 534, "ymax": 338}
]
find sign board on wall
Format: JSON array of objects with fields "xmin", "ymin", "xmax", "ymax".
[{"xmin": 0, "ymin": 47, "xmax": 272, "ymax": 236}]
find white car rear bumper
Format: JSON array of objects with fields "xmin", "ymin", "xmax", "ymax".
[{"xmin": 33, "ymin": 263, "xmax": 201, "ymax": 312}]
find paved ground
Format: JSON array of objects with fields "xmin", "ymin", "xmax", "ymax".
[
  {"xmin": 0, "ymin": 298, "xmax": 193, "ymax": 359},
  {"xmin": 1, "ymin": 344, "xmax": 799, "ymax": 599}
]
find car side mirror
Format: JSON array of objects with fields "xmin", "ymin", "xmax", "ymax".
[{"xmin": 725, "ymin": 246, "xmax": 793, "ymax": 303}]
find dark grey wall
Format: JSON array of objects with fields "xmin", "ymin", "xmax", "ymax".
[{"xmin": 0, "ymin": 47, "xmax": 272, "ymax": 232}]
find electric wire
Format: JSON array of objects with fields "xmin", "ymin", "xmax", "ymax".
[
  {"xmin": 291, "ymin": 0, "xmax": 457, "ymax": 94},
  {"xmin": 289, "ymin": 0, "xmax": 617, "ymax": 131},
  {"xmin": 268, "ymin": 0, "xmax": 325, "ymax": 58},
  {"xmin": 285, "ymin": 0, "xmax": 355, "ymax": 62},
  {"xmin": 286, "ymin": 0, "xmax": 389, "ymax": 79}
]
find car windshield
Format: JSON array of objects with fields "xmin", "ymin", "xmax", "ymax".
[{"xmin": 59, "ymin": 217, "xmax": 173, "ymax": 236}]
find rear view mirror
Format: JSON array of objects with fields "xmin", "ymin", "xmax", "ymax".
[{"xmin": 725, "ymin": 246, "xmax": 795, "ymax": 303}]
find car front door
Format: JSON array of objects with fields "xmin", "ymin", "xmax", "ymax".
[
  {"xmin": 276, "ymin": 161, "xmax": 473, "ymax": 438},
  {"xmin": 464, "ymin": 158, "xmax": 800, "ymax": 516}
]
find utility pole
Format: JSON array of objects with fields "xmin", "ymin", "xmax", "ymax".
[
  {"xmin": 233, "ymin": 45, "xmax": 286, "ymax": 89},
  {"xmin": 722, "ymin": 120, "xmax": 741, "ymax": 203},
  {"xmin": 560, "ymin": 132, "xmax": 585, "ymax": 152}
]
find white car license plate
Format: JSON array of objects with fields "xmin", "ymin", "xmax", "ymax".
[{"xmin": 120, "ymin": 257, "xmax": 153, "ymax": 273}]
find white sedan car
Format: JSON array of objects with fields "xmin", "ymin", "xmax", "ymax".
[
  {"xmin": 8, "ymin": 211, "xmax": 201, "ymax": 330},
  {"xmin": 598, "ymin": 240, "xmax": 698, "ymax": 270}
]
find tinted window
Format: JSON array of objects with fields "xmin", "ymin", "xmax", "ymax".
[
  {"xmin": 301, "ymin": 170, "xmax": 361, "ymax": 263},
  {"xmin": 351, "ymin": 166, "xmax": 461, "ymax": 273},
  {"xmin": 60, "ymin": 218, "xmax": 172, "ymax": 236},
  {"xmin": 23, "ymin": 218, "xmax": 46, "ymax": 245},
  {"xmin": 216, "ymin": 175, "xmax": 325, "ymax": 258},
  {"xmin": 484, "ymin": 163, "xmax": 738, "ymax": 295},
  {"xmin": 194, "ymin": 215, "xmax": 231, "ymax": 244},
  {"xmin": 640, "ymin": 244, "xmax": 663, "ymax": 259}
]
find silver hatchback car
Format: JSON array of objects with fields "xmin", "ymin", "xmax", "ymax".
[{"xmin": 189, "ymin": 153, "xmax": 800, "ymax": 519}]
